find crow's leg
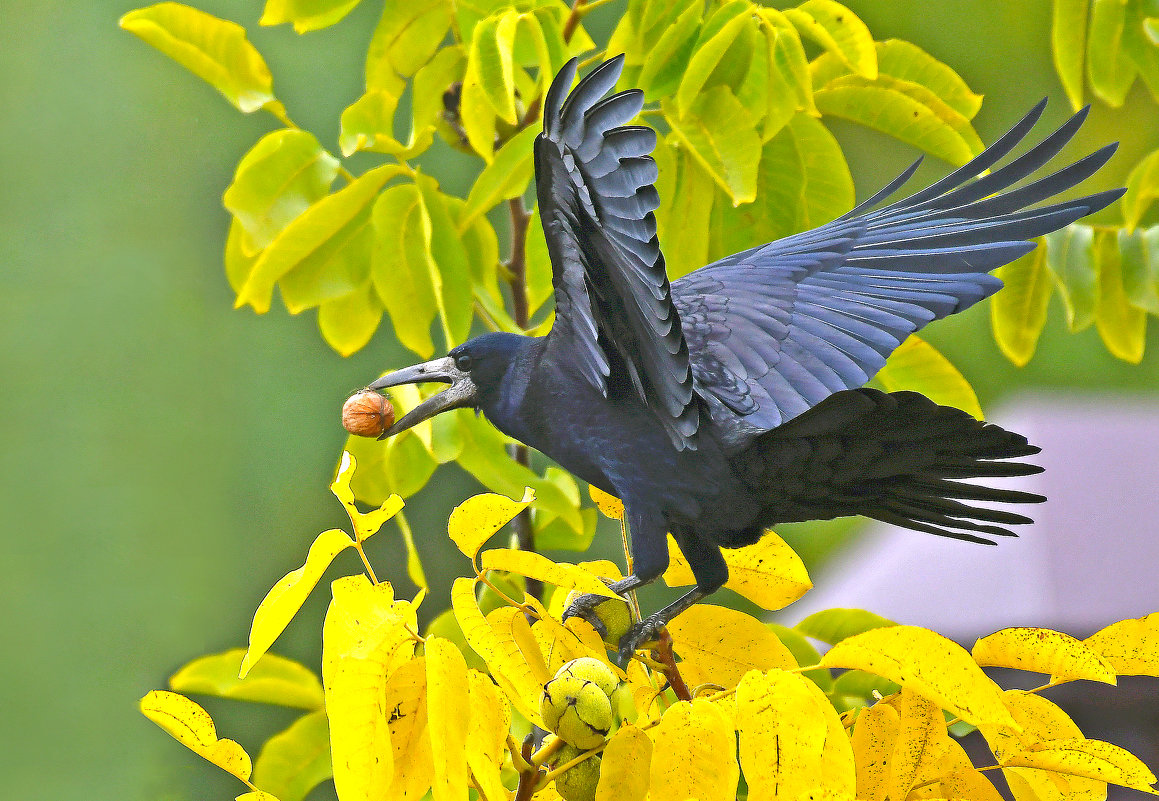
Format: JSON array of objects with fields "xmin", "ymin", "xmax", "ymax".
[
  {"xmin": 562, "ymin": 502, "xmax": 669, "ymax": 647},
  {"xmin": 616, "ymin": 528, "xmax": 728, "ymax": 662}
]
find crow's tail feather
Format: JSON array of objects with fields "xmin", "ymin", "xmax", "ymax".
[{"xmin": 755, "ymin": 388, "xmax": 1044, "ymax": 544}]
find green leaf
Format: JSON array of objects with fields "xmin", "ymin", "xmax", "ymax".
[
  {"xmin": 260, "ymin": 0, "xmax": 364, "ymax": 34},
  {"xmin": 873, "ymin": 39, "xmax": 983, "ymax": 119},
  {"xmin": 874, "ymin": 335, "xmax": 984, "ymax": 419},
  {"xmin": 415, "ymin": 175, "xmax": 475, "ymax": 346},
  {"xmin": 450, "ymin": 194, "xmax": 503, "ymax": 306},
  {"xmin": 339, "ymin": 90, "xmax": 407, "ymax": 158},
  {"xmin": 532, "ymin": 468, "xmax": 598, "ymax": 551},
  {"xmin": 169, "ymin": 649, "xmax": 325, "ymax": 709},
  {"xmin": 1123, "ymin": 148, "xmax": 1159, "ymax": 232},
  {"xmin": 224, "ymin": 129, "xmax": 340, "ymax": 255},
  {"xmin": 758, "ymin": 9, "xmax": 816, "ymax": 120},
  {"xmin": 654, "ymin": 142, "xmax": 715, "ymax": 280},
  {"xmin": 460, "ymin": 67, "xmax": 498, "ymax": 160},
  {"xmin": 225, "ymin": 218, "xmax": 259, "ymax": 294},
  {"xmin": 664, "ymin": 86, "xmax": 762, "ymax": 204},
  {"xmin": 253, "ymin": 711, "xmax": 332, "ymax": 801},
  {"xmin": 766, "ymin": 622, "xmax": 833, "ymax": 692},
  {"xmin": 1095, "ymin": 229, "xmax": 1147, "ymax": 362},
  {"xmin": 1119, "ymin": 225, "xmax": 1159, "ymax": 314},
  {"xmin": 785, "ymin": 0, "xmax": 877, "ymax": 79},
  {"xmin": 1053, "ymin": 0, "xmax": 1091, "ymax": 110},
  {"xmin": 990, "ymin": 243, "xmax": 1053, "ymax": 367},
  {"xmin": 1045, "ymin": 223, "xmax": 1098, "ymax": 332},
  {"xmin": 831, "ymin": 668, "xmax": 900, "ymax": 700},
  {"xmin": 461, "ymin": 126, "xmax": 539, "ymax": 229},
  {"xmin": 120, "ymin": 2, "xmax": 286, "ymax": 118},
  {"xmin": 795, "ymin": 607, "xmax": 898, "ymax": 646},
  {"xmin": 365, "ymin": 0, "xmax": 451, "ymax": 90},
  {"xmin": 676, "ymin": 8, "xmax": 752, "ymax": 116},
  {"xmin": 372, "ymin": 183, "xmax": 440, "ymax": 357},
  {"xmin": 278, "ymin": 203, "xmax": 375, "ymax": 313},
  {"xmin": 344, "ymin": 414, "xmax": 438, "ymax": 501},
  {"xmin": 414, "ymin": 45, "xmax": 466, "ymax": 128},
  {"xmin": 515, "ymin": 8, "xmax": 568, "ymax": 96},
  {"xmin": 713, "ymin": 113, "xmax": 853, "ymax": 258},
  {"xmin": 470, "ymin": 11, "xmax": 520, "ymax": 125},
  {"xmin": 637, "ymin": 3, "xmax": 703, "ymax": 100},
  {"xmin": 813, "ymin": 77, "xmax": 983, "ymax": 165},
  {"xmin": 318, "ymin": 282, "xmax": 383, "ymax": 356},
  {"xmin": 1087, "ymin": 0, "xmax": 1138, "ymax": 106},
  {"xmin": 237, "ymin": 164, "xmax": 399, "ymax": 314}
]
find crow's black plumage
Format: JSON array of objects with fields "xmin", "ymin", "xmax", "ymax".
[{"xmin": 371, "ymin": 56, "xmax": 1122, "ymax": 658}]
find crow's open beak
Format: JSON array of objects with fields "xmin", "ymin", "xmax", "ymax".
[{"xmin": 368, "ymin": 356, "xmax": 476, "ymax": 439}]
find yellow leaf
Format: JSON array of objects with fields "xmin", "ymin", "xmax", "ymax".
[
  {"xmin": 448, "ymin": 489, "xmax": 535, "ymax": 561},
  {"xmin": 884, "ymin": 690, "xmax": 943, "ymax": 800},
  {"xmin": 667, "ymin": 605, "xmax": 797, "ymax": 690},
  {"xmin": 786, "ymin": 0, "xmax": 877, "ymax": 79},
  {"xmin": 589, "ymin": 485, "xmax": 624, "ymax": 520},
  {"xmin": 466, "ymin": 669, "xmax": 512, "ymax": 801},
  {"xmin": 1002, "ymin": 739, "xmax": 1157, "ymax": 794},
  {"xmin": 451, "ymin": 577, "xmax": 546, "ymax": 726},
  {"xmin": 120, "ymin": 3, "xmax": 282, "ymax": 116},
  {"xmin": 821, "ymin": 625, "xmax": 1017, "ymax": 730},
  {"xmin": 1086, "ymin": 612, "xmax": 1159, "ymax": 676},
  {"xmin": 331, "ymin": 451, "xmax": 404, "ymax": 542},
  {"xmin": 875, "ymin": 335, "xmax": 983, "ymax": 419},
  {"xmin": 170, "ymin": 648, "xmax": 324, "ymax": 709},
  {"xmin": 140, "ymin": 690, "xmax": 253, "ymax": 781},
  {"xmin": 981, "ymin": 690, "xmax": 1103, "ymax": 801},
  {"xmin": 425, "ymin": 637, "xmax": 470, "ymax": 801},
  {"xmin": 663, "ymin": 533, "xmax": 811, "ymax": 611},
  {"xmin": 596, "ymin": 724, "xmax": 652, "ymax": 801},
  {"xmin": 489, "ymin": 605, "xmax": 551, "ymax": 686},
  {"xmin": 480, "ymin": 549, "xmax": 620, "ymax": 598},
  {"xmin": 851, "ymin": 703, "xmax": 899, "ymax": 801},
  {"xmin": 649, "ymin": 699, "xmax": 739, "ymax": 801},
  {"xmin": 237, "ymin": 792, "xmax": 281, "ymax": 801},
  {"xmin": 737, "ymin": 670, "xmax": 855, "ymax": 800},
  {"xmin": 384, "ymin": 658, "xmax": 434, "ymax": 801},
  {"xmin": 972, "ymin": 627, "xmax": 1116, "ymax": 685},
  {"xmin": 324, "ymin": 576, "xmax": 418, "ymax": 801},
  {"xmin": 241, "ymin": 527, "xmax": 354, "ymax": 678}
]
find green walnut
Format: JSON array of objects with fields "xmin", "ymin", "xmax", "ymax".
[
  {"xmin": 540, "ymin": 667, "xmax": 614, "ymax": 749},
  {"xmin": 564, "ymin": 591, "xmax": 634, "ymax": 647},
  {"xmin": 553, "ymin": 743, "xmax": 602, "ymax": 801},
  {"xmin": 558, "ymin": 657, "xmax": 620, "ymax": 698}
]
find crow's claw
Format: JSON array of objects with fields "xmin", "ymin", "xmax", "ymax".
[
  {"xmin": 616, "ymin": 615, "xmax": 665, "ymax": 665},
  {"xmin": 562, "ymin": 592, "xmax": 610, "ymax": 639}
]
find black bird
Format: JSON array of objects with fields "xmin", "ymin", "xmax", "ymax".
[{"xmin": 370, "ymin": 56, "xmax": 1122, "ymax": 659}]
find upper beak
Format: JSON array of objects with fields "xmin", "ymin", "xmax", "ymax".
[{"xmin": 368, "ymin": 356, "xmax": 476, "ymax": 439}]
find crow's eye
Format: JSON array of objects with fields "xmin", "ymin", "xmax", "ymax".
[{"xmin": 454, "ymin": 354, "xmax": 473, "ymax": 372}]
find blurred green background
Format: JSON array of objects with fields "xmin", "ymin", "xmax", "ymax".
[{"xmin": 3, "ymin": 1, "xmax": 1158, "ymax": 798}]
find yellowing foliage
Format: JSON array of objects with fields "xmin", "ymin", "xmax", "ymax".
[{"xmin": 141, "ymin": 471, "xmax": 1159, "ymax": 801}]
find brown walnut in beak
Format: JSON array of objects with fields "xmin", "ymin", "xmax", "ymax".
[{"xmin": 368, "ymin": 356, "xmax": 477, "ymax": 439}]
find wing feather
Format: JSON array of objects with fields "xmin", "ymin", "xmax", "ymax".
[
  {"xmin": 674, "ymin": 103, "xmax": 1122, "ymax": 436},
  {"xmin": 537, "ymin": 56, "xmax": 699, "ymax": 449}
]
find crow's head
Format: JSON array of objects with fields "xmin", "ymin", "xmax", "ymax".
[{"xmin": 369, "ymin": 332, "xmax": 527, "ymax": 438}]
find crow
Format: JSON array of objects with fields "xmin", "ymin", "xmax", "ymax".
[{"xmin": 369, "ymin": 56, "xmax": 1122, "ymax": 659}]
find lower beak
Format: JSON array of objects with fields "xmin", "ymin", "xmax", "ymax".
[{"xmin": 369, "ymin": 356, "xmax": 476, "ymax": 439}]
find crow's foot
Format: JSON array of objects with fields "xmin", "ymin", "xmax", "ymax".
[
  {"xmin": 616, "ymin": 615, "xmax": 665, "ymax": 665},
  {"xmin": 561, "ymin": 592, "xmax": 612, "ymax": 640}
]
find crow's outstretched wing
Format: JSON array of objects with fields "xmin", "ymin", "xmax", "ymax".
[
  {"xmin": 536, "ymin": 56, "xmax": 699, "ymax": 450},
  {"xmin": 674, "ymin": 102, "xmax": 1122, "ymax": 436}
]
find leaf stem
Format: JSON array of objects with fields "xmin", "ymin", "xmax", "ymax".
[
  {"xmin": 353, "ymin": 541, "xmax": 380, "ymax": 585},
  {"xmin": 655, "ymin": 629, "xmax": 692, "ymax": 701}
]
